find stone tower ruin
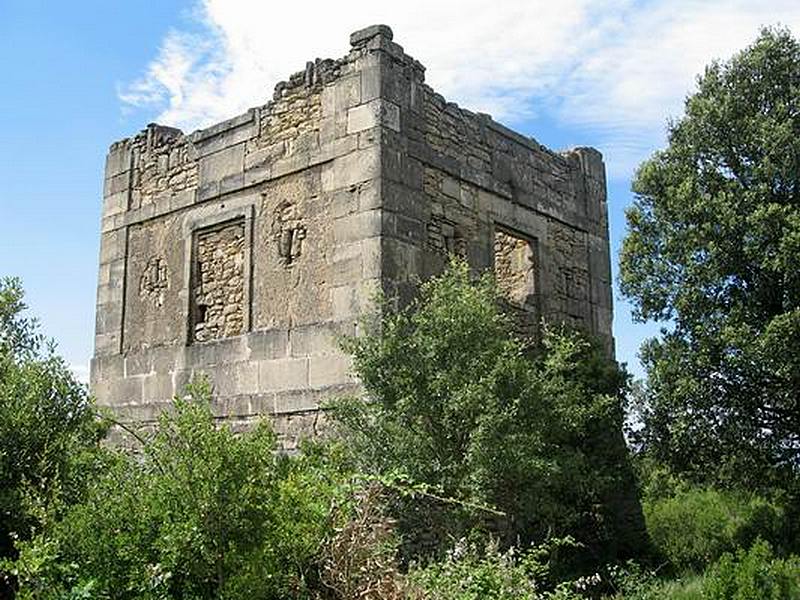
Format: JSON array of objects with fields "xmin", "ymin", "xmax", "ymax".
[{"xmin": 91, "ymin": 25, "xmax": 613, "ymax": 448}]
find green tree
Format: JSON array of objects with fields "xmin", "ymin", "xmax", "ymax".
[
  {"xmin": 10, "ymin": 382, "xmax": 352, "ymax": 599},
  {"xmin": 619, "ymin": 28, "xmax": 800, "ymax": 487},
  {"xmin": 331, "ymin": 261, "xmax": 647, "ymax": 568},
  {"xmin": 0, "ymin": 277, "xmax": 106, "ymax": 594}
]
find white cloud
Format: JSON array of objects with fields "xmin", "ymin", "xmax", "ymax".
[{"xmin": 120, "ymin": 0, "xmax": 800, "ymax": 179}]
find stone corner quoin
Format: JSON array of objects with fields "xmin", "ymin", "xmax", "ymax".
[{"xmin": 92, "ymin": 24, "xmax": 614, "ymax": 449}]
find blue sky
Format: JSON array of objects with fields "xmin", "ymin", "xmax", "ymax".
[{"xmin": 1, "ymin": 1, "xmax": 797, "ymax": 382}]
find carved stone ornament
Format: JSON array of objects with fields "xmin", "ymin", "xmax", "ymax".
[
  {"xmin": 271, "ymin": 201, "xmax": 306, "ymax": 267},
  {"xmin": 139, "ymin": 257, "xmax": 169, "ymax": 307}
]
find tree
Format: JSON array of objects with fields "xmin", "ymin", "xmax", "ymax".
[
  {"xmin": 331, "ymin": 261, "xmax": 648, "ymax": 568},
  {"xmin": 0, "ymin": 277, "xmax": 106, "ymax": 594},
  {"xmin": 10, "ymin": 381, "xmax": 352, "ymax": 600},
  {"xmin": 619, "ymin": 28, "xmax": 800, "ymax": 487}
]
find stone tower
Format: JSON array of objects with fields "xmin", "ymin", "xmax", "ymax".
[{"xmin": 91, "ymin": 25, "xmax": 613, "ymax": 448}]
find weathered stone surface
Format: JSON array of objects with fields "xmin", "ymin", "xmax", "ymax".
[
  {"xmin": 91, "ymin": 24, "xmax": 614, "ymax": 447},
  {"xmin": 191, "ymin": 221, "xmax": 246, "ymax": 343},
  {"xmin": 309, "ymin": 354, "xmax": 354, "ymax": 389},
  {"xmin": 347, "ymin": 99, "xmax": 400, "ymax": 134},
  {"xmin": 350, "ymin": 24, "xmax": 393, "ymax": 47},
  {"xmin": 259, "ymin": 358, "xmax": 309, "ymax": 391}
]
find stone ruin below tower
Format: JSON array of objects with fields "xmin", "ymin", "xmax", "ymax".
[{"xmin": 91, "ymin": 25, "xmax": 614, "ymax": 449}]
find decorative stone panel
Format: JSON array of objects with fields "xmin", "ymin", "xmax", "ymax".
[
  {"xmin": 271, "ymin": 200, "xmax": 307, "ymax": 267},
  {"xmin": 191, "ymin": 220, "xmax": 246, "ymax": 343},
  {"xmin": 494, "ymin": 228, "xmax": 540, "ymax": 339},
  {"xmin": 138, "ymin": 257, "xmax": 169, "ymax": 308},
  {"xmin": 494, "ymin": 229, "xmax": 537, "ymax": 308}
]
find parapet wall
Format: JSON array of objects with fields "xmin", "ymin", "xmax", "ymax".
[{"xmin": 92, "ymin": 24, "xmax": 613, "ymax": 446}]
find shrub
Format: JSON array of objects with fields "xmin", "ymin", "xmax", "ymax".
[
  {"xmin": 608, "ymin": 542, "xmax": 800, "ymax": 600},
  {"xmin": 408, "ymin": 538, "xmax": 586, "ymax": 600},
  {"xmin": 643, "ymin": 481, "xmax": 785, "ymax": 571},
  {"xmin": 608, "ymin": 561, "xmax": 705, "ymax": 600},
  {"xmin": 320, "ymin": 482, "xmax": 406, "ymax": 599},
  {"xmin": 8, "ymin": 381, "xmax": 352, "ymax": 600},
  {"xmin": 703, "ymin": 540, "xmax": 800, "ymax": 600},
  {"xmin": 331, "ymin": 260, "xmax": 648, "ymax": 567}
]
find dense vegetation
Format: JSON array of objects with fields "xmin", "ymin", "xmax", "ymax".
[
  {"xmin": 9, "ymin": 385, "xmax": 351, "ymax": 599},
  {"xmin": 0, "ymin": 266, "xmax": 646, "ymax": 599},
  {"xmin": 619, "ymin": 26, "xmax": 800, "ymax": 490},
  {"xmin": 0, "ymin": 278, "xmax": 107, "ymax": 598},
  {"xmin": 331, "ymin": 261, "xmax": 647, "ymax": 568},
  {"xmin": 1, "ymin": 25, "xmax": 799, "ymax": 600}
]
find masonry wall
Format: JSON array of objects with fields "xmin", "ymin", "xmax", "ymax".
[
  {"xmin": 93, "ymin": 39, "xmax": 388, "ymax": 448},
  {"xmin": 357, "ymin": 27, "xmax": 613, "ymax": 347},
  {"xmin": 92, "ymin": 25, "xmax": 614, "ymax": 446}
]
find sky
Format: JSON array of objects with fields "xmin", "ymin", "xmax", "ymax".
[{"xmin": 0, "ymin": 0, "xmax": 798, "ymax": 383}]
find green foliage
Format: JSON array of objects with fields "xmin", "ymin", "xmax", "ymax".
[
  {"xmin": 608, "ymin": 542, "xmax": 800, "ymax": 600},
  {"xmin": 9, "ymin": 381, "xmax": 352, "ymax": 599},
  {"xmin": 0, "ymin": 277, "xmax": 106, "ymax": 589},
  {"xmin": 704, "ymin": 540, "xmax": 800, "ymax": 600},
  {"xmin": 607, "ymin": 561, "xmax": 705, "ymax": 600},
  {"xmin": 642, "ymin": 478, "xmax": 786, "ymax": 571},
  {"xmin": 619, "ymin": 27, "xmax": 800, "ymax": 485},
  {"xmin": 408, "ymin": 538, "xmax": 587, "ymax": 600},
  {"xmin": 331, "ymin": 260, "xmax": 647, "ymax": 566}
]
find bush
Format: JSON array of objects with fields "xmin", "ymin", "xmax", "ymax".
[
  {"xmin": 609, "ymin": 542, "xmax": 800, "ymax": 600},
  {"xmin": 608, "ymin": 561, "xmax": 704, "ymax": 600},
  {"xmin": 704, "ymin": 540, "xmax": 800, "ymax": 600},
  {"xmin": 320, "ymin": 482, "xmax": 406, "ymax": 599},
  {"xmin": 8, "ymin": 381, "xmax": 352, "ymax": 600},
  {"xmin": 643, "ymin": 478, "xmax": 786, "ymax": 571},
  {"xmin": 408, "ymin": 538, "xmax": 587, "ymax": 600},
  {"xmin": 331, "ymin": 260, "xmax": 647, "ymax": 568}
]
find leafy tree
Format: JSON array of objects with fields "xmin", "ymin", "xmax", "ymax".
[
  {"xmin": 0, "ymin": 277, "xmax": 106, "ymax": 594},
  {"xmin": 9, "ymin": 381, "xmax": 352, "ymax": 599},
  {"xmin": 331, "ymin": 261, "xmax": 648, "ymax": 568},
  {"xmin": 620, "ymin": 28, "xmax": 800, "ymax": 487}
]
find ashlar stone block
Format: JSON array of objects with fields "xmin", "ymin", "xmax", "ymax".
[
  {"xmin": 259, "ymin": 358, "xmax": 309, "ymax": 392},
  {"xmin": 347, "ymin": 99, "xmax": 400, "ymax": 134}
]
